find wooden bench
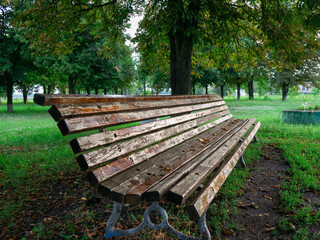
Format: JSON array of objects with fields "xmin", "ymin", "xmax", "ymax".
[{"xmin": 34, "ymin": 94, "xmax": 260, "ymax": 239}]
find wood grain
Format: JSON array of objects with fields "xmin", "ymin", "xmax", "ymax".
[
  {"xmin": 187, "ymin": 121, "xmax": 261, "ymax": 220},
  {"xmin": 110, "ymin": 120, "xmax": 246, "ymax": 203},
  {"xmin": 34, "ymin": 94, "xmax": 221, "ymax": 106},
  {"xmin": 86, "ymin": 115, "xmax": 233, "ymax": 185},
  {"xmin": 167, "ymin": 118, "xmax": 256, "ymax": 204},
  {"xmin": 70, "ymin": 107, "xmax": 229, "ymax": 154},
  {"xmin": 143, "ymin": 119, "xmax": 248, "ymax": 203},
  {"xmin": 57, "ymin": 101, "xmax": 226, "ymax": 135},
  {"xmin": 96, "ymin": 119, "xmax": 240, "ymax": 199},
  {"xmin": 49, "ymin": 97, "xmax": 223, "ymax": 122}
]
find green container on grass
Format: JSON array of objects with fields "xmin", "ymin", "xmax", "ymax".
[{"xmin": 282, "ymin": 110, "xmax": 320, "ymax": 125}]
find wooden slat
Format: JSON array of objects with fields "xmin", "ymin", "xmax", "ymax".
[
  {"xmin": 58, "ymin": 101, "xmax": 226, "ymax": 136},
  {"xmin": 49, "ymin": 97, "xmax": 223, "ymax": 122},
  {"xmin": 142, "ymin": 119, "xmax": 248, "ymax": 203},
  {"xmin": 70, "ymin": 107, "xmax": 230, "ymax": 154},
  {"xmin": 167, "ymin": 118, "xmax": 256, "ymax": 205},
  {"xmin": 187, "ymin": 121, "xmax": 261, "ymax": 220},
  {"xmin": 86, "ymin": 115, "xmax": 233, "ymax": 186},
  {"xmin": 78, "ymin": 113, "xmax": 220, "ymax": 170},
  {"xmin": 110, "ymin": 120, "xmax": 247, "ymax": 204},
  {"xmin": 97, "ymin": 119, "xmax": 241, "ymax": 199},
  {"xmin": 34, "ymin": 94, "xmax": 222, "ymax": 106}
]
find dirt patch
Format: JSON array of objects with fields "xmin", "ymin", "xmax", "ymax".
[{"xmin": 225, "ymin": 146, "xmax": 290, "ymax": 239}]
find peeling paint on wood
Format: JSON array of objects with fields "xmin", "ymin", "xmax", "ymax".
[
  {"xmin": 88, "ymin": 115, "xmax": 233, "ymax": 185},
  {"xmin": 56, "ymin": 101, "xmax": 226, "ymax": 135},
  {"xmin": 49, "ymin": 98, "xmax": 224, "ymax": 121},
  {"xmin": 71, "ymin": 107, "xmax": 230, "ymax": 154},
  {"xmin": 187, "ymin": 121, "xmax": 261, "ymax": 220},
  {"xmin": 168, "ymin": 118, "xmax": 256, "ymax": 205}
]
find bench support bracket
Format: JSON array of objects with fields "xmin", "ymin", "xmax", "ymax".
[{"xmin": 104, "ymin": 201, "xmax": 211, "ymax": 240}]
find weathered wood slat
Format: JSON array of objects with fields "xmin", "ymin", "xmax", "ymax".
[
  {"xmin": 34, "ymin": 94, "xmax": 222, "ymax": 106},
  {"xmin": 187, "ymin": 121, "xmax": 261, "ymax": 220},
  {"xmin": 49, "ymin": 97, "xmax": 223, "ymax": 122},
  {"xmin": 78, "ymin": 111, "xmax": 231, "ymax": 171},
  {"xmin": 167, "ymin": 118, "xmax": 256, "ymax": 205},
  {"xmin": 58, "ymin": 100, "xmax": 226, "ymax": 136},
  {"xmin": 97, "ymin": 119, "xmax": 241, "ymax": 199},
  {"xmin": 143, "ymin": 120, "xmax": 249, "ymax": 203},
  {"xmin": 86, "ymin": 115, "xmax": 233, "ymax": 186},
  {"xmin": 70, "ymin": 107, "xmax": 230, "ymax": 154},
  {"xmin": 110, "ymin": 120, "xmax": 247, "ymax": 204}
]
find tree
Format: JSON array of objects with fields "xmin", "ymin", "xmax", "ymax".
[
  {"xmin": 11, "ymin": 1, "xmax": 320, "ymax": 95},
  {"xmin": 0, "ymin": 2, "xmax": 34, "ymax": 112},
  {"xmin": 269, "ymin": 57, "xmax": 320, "ymax": 101}
]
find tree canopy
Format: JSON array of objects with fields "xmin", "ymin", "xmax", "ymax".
[{"xmin": 5, "ymin": 0, "xmax": 320, "ymax": 96}]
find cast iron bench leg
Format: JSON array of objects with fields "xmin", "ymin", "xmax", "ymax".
[
  {"xmin": 104, "ymin": 201, "xmax": 211, "ymax": 240},
  {"xmin": 240, "ymin": 154, "xmax": 246, "ymax": 169}
]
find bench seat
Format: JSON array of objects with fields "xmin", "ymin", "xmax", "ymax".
[{"xmin": 34, "ymin": 93, "xmax": 260, "ymax": 238}]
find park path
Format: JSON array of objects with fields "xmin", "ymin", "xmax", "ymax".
[{"xmin": 225, "ymin": 146, "xmax": 290, "ymax": 240}]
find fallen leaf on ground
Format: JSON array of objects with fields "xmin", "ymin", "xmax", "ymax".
[
  {"xmin": 264, "ymin": 195, "xmax": 272, "ymax": 200},
  {"xmin": 265, "ymin": 226, "xmax": 275, "ymax": 232}
]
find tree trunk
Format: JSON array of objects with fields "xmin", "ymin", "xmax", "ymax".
[
  {"xmin": 168, "ymin": 0, "xmax": 199, "ymax": 95},
  {"xmin": 168, "ymin": 32, "xmax": 193, "ymax": 95},
  {"xmin": 22, "ymin": 88, "xmax": 28, "ymax": 104},
  {"xmin": 205, "ymin": 85, "xmax": 208, "ymax": 94},
  {"xmin": 220, "ymin": 86, "xmax": 224, "ymax": 98},
  {"xmin": 237, "ymin": 82, "xmax": 241, "ymax": 101},
  {"xmin": 282, "ymin": 82, "xmax": 289, "ymax": 101},
  {"xmin": 47, "ymin": 85, "xmax": 52, "ymax": 94},
  {"xmin": 68, "ymin": 76, "xmax": 75, "ymax": 94},
  {"xmin": 95, "ymin": 88, "xmax": 98, "ymax": 95},
  {"xmin": 86, "ymin": 87, "xmax": 90, "ymax": 95},
  {"xmin": 6, "ymin": 77, "xmax": 13, "ymax": 113},
  {"xmin": 120, "ymin": 88, "xmax": 123, "ymax": 95},
  {"xmin": 114, "ymin": 88, "xmax": 118, "ymax": 95},
  {"xmin": 104, "ymin": 88, "xmax": 107, "ymax": 95},
  {"xmin": 43, "ymin": 85, "xmax": 47, "ymax": 94},
  {"xmin": 143, "ymin": 80, "xmax": 147, "ymax": 95},
  {"xmin": 248, "ymin": 78, "xmax": 254, "ymax": 100},
  {"xmin": 192, "ymin": 81, "xmax": 196, "ymax": 94}
]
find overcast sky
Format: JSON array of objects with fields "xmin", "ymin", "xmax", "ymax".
[{"xmin": 125, "ymin": 14, "xmax": 143, "ymax": 59}]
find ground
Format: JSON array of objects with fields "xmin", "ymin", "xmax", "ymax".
[{"xmin": 1, "ymin": 145, "xmax": 317, "ymax": 240}]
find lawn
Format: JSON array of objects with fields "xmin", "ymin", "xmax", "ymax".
[{"xmin": 0, "ymin": 94, "xmax": 319, "ymax": 239}]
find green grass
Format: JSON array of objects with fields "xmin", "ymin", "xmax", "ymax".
[
  {"xmin": 1, "ymin": 94, "xmax": 320, "ymax": 239},
  {"xmin": 225, "ymin": 95, "xmax": 320, "ymax": 239}
]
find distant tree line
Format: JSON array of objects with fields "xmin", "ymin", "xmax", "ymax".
[{"xmin": 1, "ymin": 1, "xmax": 320, "ymax": 113}]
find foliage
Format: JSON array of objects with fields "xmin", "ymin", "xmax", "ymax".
[
  {"xmin": 268, "ymin": 56, "xmax": 320, "ymax": 101},
  {"xmin": 9, "ymin": 0, "xmax": 320, "ymax": 95},
  {"xmin": 0, "ymin": 2, "xmax": 35, "ymax": 110},
  {"xmin": 11, "ymin": 0, "xmax": 133, "ymax": 56}
]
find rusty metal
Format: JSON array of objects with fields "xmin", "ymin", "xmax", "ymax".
[{"xmin": 104, "ymin": 201, "xmax": 210, "ymax": 240}]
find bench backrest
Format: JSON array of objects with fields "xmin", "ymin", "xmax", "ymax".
[{"xmin": 34, "ymin": 94, "xmax": 232, "ymax": 187}]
